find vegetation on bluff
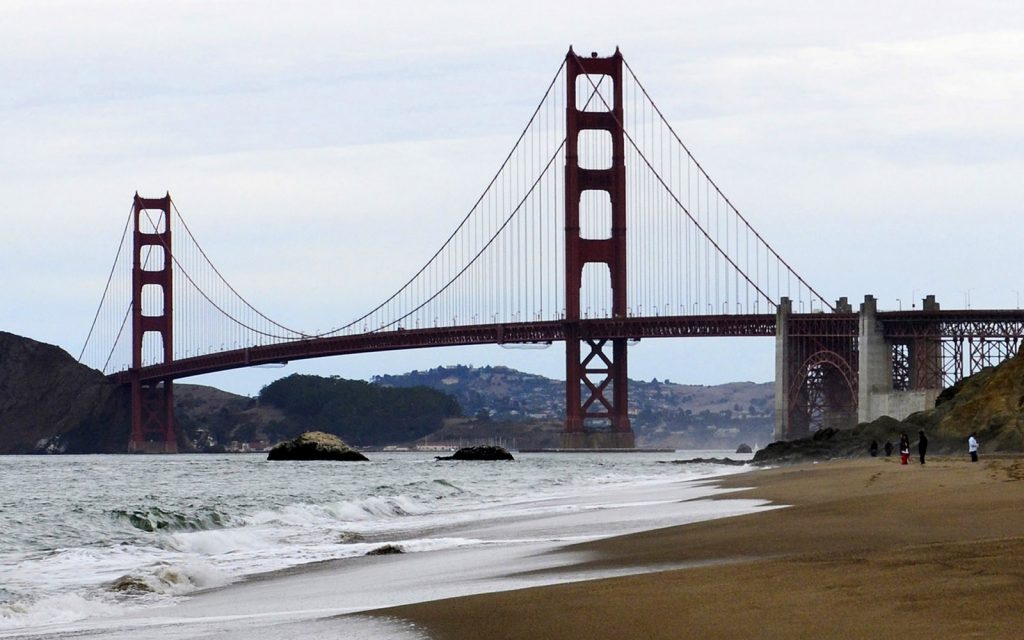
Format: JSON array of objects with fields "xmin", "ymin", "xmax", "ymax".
[{"xmin": 256, "ymin": 374, "xmax": 462, "ymax": 447}]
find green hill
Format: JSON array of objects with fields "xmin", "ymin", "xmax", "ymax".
[{"xmin": 257, "ymin": 374, "xmax": 461, "ymax": 447}]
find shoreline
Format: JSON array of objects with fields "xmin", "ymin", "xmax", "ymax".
[
  {"xmin": 6, "ymin": 461, "xmax": 760, "ymax": 639},
  {"xmin": 376, "ymin": 456, "xmax": 1024, "ymax": 639}
]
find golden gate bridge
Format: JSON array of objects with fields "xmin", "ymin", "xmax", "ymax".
[{"xmin": 77, "ymin": 48, "xmax": 1024, "ymax": 453}]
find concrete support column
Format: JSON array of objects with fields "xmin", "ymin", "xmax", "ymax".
[
  {"xmin": 857, "ymin": 295, "xmax": 891, "ymax": 423},
  {"xmin": 911, "ymin": 295, "xmax": 943, "ymax": 390},
  {"xmin": 773, "ymin": 297, "xmax": 792, "ymax": 441}
]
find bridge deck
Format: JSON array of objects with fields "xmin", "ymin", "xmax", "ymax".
[
  {"xmin": 109, "ymin": 309, "xmax": 1024, "ymax": 384},
  {"xmin": 111, "ymin": 314, "xmax": 777, "ymax": 383}
]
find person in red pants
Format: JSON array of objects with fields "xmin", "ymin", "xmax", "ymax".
[{"xmin": 899, "ymin": 433, "xmax": 910, "ymax": 465}]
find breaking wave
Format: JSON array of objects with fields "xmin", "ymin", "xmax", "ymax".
[
  {"xmin": 248, "ymin": 494, "xmax": 432, "ymax": 528},
  {"xmin": 108, "ymin": 563, "xmax": 230, "ymax": 596},
  {"xmin": 112, "ymin": 506, "xmax": 232, "ymax": 532}
]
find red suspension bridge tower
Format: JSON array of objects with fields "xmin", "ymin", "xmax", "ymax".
[
  {"xmin": 563, "ymin": 48, "xmax": 634, "ymax": 448},
  {"xmin": 129, "ymin": 193, "xmax": 177, "ymax": 453}
]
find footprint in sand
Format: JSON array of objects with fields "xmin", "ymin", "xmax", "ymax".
[{"xmin": 1005, "ymin": 462, "xmax": 1024, "ymax": 481}]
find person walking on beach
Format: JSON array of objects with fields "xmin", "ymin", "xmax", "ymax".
[
  {"xmin": 884, "ymin": 441, "xmax": 893, "ymax": 457},
  {"xmin": 869, "ymin": 440, "xmax": 879, "ymax": 457},
  {"xmin": 969, "ymin": 433, "xmax": 979, "ymax": 462},
  {"xmin": 917, "ymin": 430, "xmax": 928, "ymax": 465},
  {"xmin": 899, "ymin": 433, "xmax": 910, "ymax": 465}
]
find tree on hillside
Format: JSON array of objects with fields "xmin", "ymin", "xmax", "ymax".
[{"xmin": 258, "ymin": 374, "xmax": 461, "ymax": 446}]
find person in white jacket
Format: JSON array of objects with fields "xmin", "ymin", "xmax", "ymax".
[{"xmin": 968, "ymin": 433, "xmax": 979, "ymax": 462}]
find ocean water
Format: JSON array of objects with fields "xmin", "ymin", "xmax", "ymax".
[{"xmin": 0, "ymin": 451, "xmax": 766, "ymax": 638}]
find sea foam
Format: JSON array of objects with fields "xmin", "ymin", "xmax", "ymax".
[{"xmin": 0, "ymin": 451, "xmax": 754, "ymax": 636}]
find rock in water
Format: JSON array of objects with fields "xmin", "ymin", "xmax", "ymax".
[
  {"xmin": 436, "ymin": 445, "xmax": 514, "ymax": 461},
  {"xmin": 735, "ymin": 443, "xmax": 753, "ymax": 454},
  {"xmin": 108, "ymin": 575, "xmax": 155, "ymax": 593},
  {"xmin": 267, "ymin": 431, "xmax": 368, "ymax": 461}
]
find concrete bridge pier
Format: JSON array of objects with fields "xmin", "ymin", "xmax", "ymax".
[
  {"xmin": 773, "ymin": 298, "xmax": 793, "ymax": 441},
  {"xmin": 857, "ymin": 294, "xmax": 942, "ymax": 424},
  {"xmin": 856, "ymin": 294, "xmax": 889, "ymax": 423}
]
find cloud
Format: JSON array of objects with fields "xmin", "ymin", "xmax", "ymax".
[{"xmin": 3, "ymin": 1, "xmax": 1024, "ymax": 389}]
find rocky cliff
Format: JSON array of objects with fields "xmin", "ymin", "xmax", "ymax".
[
  {"xmin": 0, "ymin": 331, "xmax": 130, "ymax": 453},
  {"xmin": 915, "ymin": 348, "xmax": 1024, "ymax": 451}
]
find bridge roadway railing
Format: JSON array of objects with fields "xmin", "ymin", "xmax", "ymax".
[
  {"xmin": 877, "ymin": 309, "xmax": 1024, "ymax": 339},
  {"xmin": 109, "ymin": 314, "xmax": 779, "ymax": 384},
  {"xmin": 777, "ymin": 309, "xmax": 1024, "ymax": 340}
]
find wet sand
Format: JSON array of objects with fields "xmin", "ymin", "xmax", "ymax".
[{"xmin": 379, "ymin": 456, "xmax": 1024, "ymax": 639}]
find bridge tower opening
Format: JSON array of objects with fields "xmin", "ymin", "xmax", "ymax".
[
  {"xmin": 562, "ymin": 48, "xmax": 635, "ymax": 449},
  {"xmin": 129, "ymin": 193, "xmax": 177, "ymax": 453}
]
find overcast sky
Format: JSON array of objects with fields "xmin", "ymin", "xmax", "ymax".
[{"xmin": 2, "ymin": 1, "xmax": 1022, "ymax": 395}]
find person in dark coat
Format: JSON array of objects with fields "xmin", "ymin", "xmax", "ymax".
[
  {"xmin": 884, "ymin": 441, "xmax": 893, "ymax": 457},
  {"xmin": 917, "ymin": 430, "xmax": 928, "ymax": 465},
  {"xmin": 869, "ymin": 440, "xmax": 879, "ymax": 457}
]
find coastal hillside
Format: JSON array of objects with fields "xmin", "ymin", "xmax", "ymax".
[
  {"xmin": 0, "ymin": 328, "xmax": 773, "ymax": 453},
  {"xmin": 175, "ymin": 381, "xmax": 565, "ymax": 451},
  {"xmin": 0, "ymin": 331, "xmax": 129, "ymax": 453},
  {"xmin": 375, "ymin": 365, "xmax": 775, "ymax": 449},
  {"xmin": 174, "ymin": 383, "xmax": 286, "ymax": 451},
  {"xmin": 175, "ymin": 376, "xmax": 464, "ymax": 451},
  {"xmin": 912, "ymin": 349, "xmax": 1024, "ymax": 450},
  {"xmin": 0, "ymin": 332, "xmax": 463, "ymax": 454},
  {"xmin": 256, "ymin": 374, "xmax": 461, "ymax": 447},
  {"xmin": 183, "ymin": 368, "xmax": 775, "ymax": 451}
]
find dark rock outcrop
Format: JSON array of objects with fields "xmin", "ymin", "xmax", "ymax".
[
  {"xmin": 735, "ymin": 443, "xmax": 753, "ymax": 454},
  {"xmin": 436, "ymin": 445, "xmax": 514, "ymax": 461},
  {"xmin": 267, "ymin": 431, "xmax": 368, "ymax": 461},
  {"xmin": 365, "ymin": 544, "xmax": 404, "ymax": 556},
  {"xmin": 0, "ymin": 331, "xmax": 130, "ymax": 454},
  {"xmin": 752, "ymin": 418, "xmax": 908, "ymax": 465}
]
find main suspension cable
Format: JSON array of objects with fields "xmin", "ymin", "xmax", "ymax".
[
  {"xmin": 172, "ymin": 201, "xmax": 309, "ymax": 338},
  {"xmin": 621, "ymin": 57, "xmax": 832, "ymax": 310},
  {"xmin": 571, "ymin": 52, "xmax": 775, "ymax": 307},
  {"xmin": 377, "ymin": 139, "xmax": 567, "ymax": 332},
  {"xmin": 318, "ymin": 59, "xmax": 570, "ymax": 337},
  {"xmin": 78, "ymin": 205, "xmax": 134, "ymax": 363}
]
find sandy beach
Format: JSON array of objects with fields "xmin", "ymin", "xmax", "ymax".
[{"xmin": 381, "ymin": 456, "xmax": 1024, "ymax": 639}]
